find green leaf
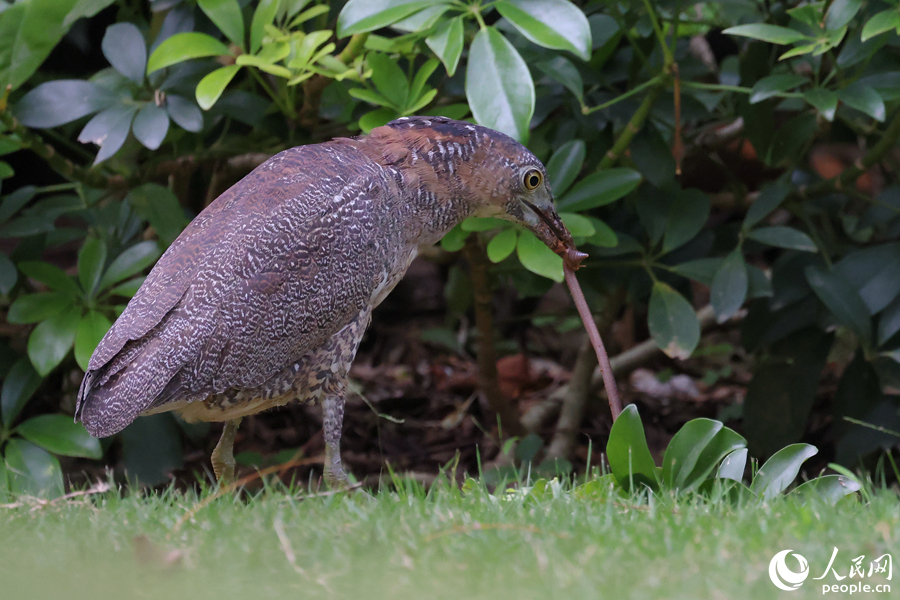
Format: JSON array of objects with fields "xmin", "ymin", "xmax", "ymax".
[
  {"xmin": 710, "ymin": 249, "xmax": 748, "ymax": 323},
  {"xmin": 805, "ymin": 264, "xmax": 872, "ymax": 344},
  {"xmin": 717, "ymin": 448, "xmax": 748, "ymax": 482},
  {"xmin": 196, "ymin": 64, "xmax": 241, "ymax": 110},
  {"xmin": 358, "ymin": 107, "xmax": 398, "ymax": 132},
  {"xmin": 749, "ymin": 73, "xmax": 806, "ymax": 103},
  {"xmin": 408, "ymin": 58, "xmax": 439, "ymax": 109},
  {"xmin": 487, "ymin": 228, "xmax": 517, "ymax": 263},
  {"xmin": 391, "ymin": 4, "xmax": 449, "ymax": 31},
  {"xmin": 743, "ymin": 181, "xmax": 791, "ymax": 229},
  {"xmin": 147, "ymin": 32, "xmax": 230, "ymax": 73},
  {"xmin": 0, "ymin": 186, "xmax": 36, "ymax": 224},
  {"xmin": 198, "ymin": 0, "xmax": 245, "ymax": 47},
  {"xmin": 662, "ymin": 418, "xmax": 723, "ymax": 490},
  {"xmin": 27, "ymin": 306, "xmax": 81, "ymax": 376},
  {"xmin": 126, "ymin": 184, "xmax": 188, "ymax": 246},
  {"xmin": 839, "ymin": 84, "xmax": 885, "ymax": 121},
  {"xmin": 337, "ymin": 0, "xmax": 437, "ymax": 37},
  {"xmin": 833, "ymin": 244, "xmax": 900, "ymax": 315},
  {"xmin": 545, "ymin": 140, "xmax": 585, "ymax": 197},
  {"xmin": 250, "ymin": 0, "xmax": 280, "ymax": 53},
  {"xmin": 1, "ymin": 358, "xmax": 42, "ymax": 427},
  {"xmin": 101, "ymin": 22, "xmax": 147, "ymax": 83},
  {"xmin": 0, "ymin": 0, "xmax": 115, "ymax": 91},
  {"xmin": 494, "ymin": 0, "xmax": 591, "ymax": 61},
  {"xmin": 15, "ymin": 414, "xmax": 103, "ymax": 459},
  {"xmin": 461, "ymin": 217, "xmax": 506, "ymax": 232},
  {"xmin": 77, "ymin": 105, "xmax": 138, "ymax": 165},
  {"xmin": 792, "ymin": 474, "xmax": 861, "ymax": 504},
  {"xmin": 825, "ymin": 0, "xmax": 862, "ymax": 31},
  {"xmin": 6, "ymin": 292, "xmax": 72, "ymax": 324},
  {"xmin": 804, "ymin": 88, "xmax": 838, "ymax": 121},
  {"xmin": 107, "ymin": 276, "xmax": 144, "ymax": 298},
  {"xmin": 74, "ymin": 310, "xmax": 111, "ymax": 371},
  {"xmin": 14, "ymin": 80, "xmax": 117, "ymax": 128},
  {"xmin": 368, "ymin": 52, "xmax": 409, "ymax": 108},
  {"xmin": 748, "ymin": 226, "xmax": 816, "ymax": 252},
  {"xmin": 648, "ymin": 282, "xmax": 700, "ymax": 360},
  {"xmin": 18, "ymin": 261, "xmax": 81, "ymax": 296},
  {"xmin": 750, "ymin": 443, "xmax": 818, "ymax": 499},
  {"xmin": 120, "ymin": 413, "xmax": 183, "ymax": 486},
  {"xmin": 132, "ymin": 103, "xmax": 170, "ymax": 151},
  {"xmin": 559, "ymin": 212, "xmax": 594, "ymax": 237},
  {"xmin": 517, "ymin": 230, "xmax": 563, "ymax": 282},
  {"xmin": 0, "ymin": 252, "xmax": 16, "ymax": 295},
  {"xmin": 557, "ymin": 168, "xmax": 641, "ymax": 212},
  {"xmin": 670, "ymin": 258, "xmax": 720, "ymax": 286},
  {"xmin": 4, "ymin": 439, "xmax": 64, "ymax": 498},
  {"xmin": 687, "ymin": 427, "xmax": 746, "ymax": 487},
  {"xmin": 465, "ymin": 26, "xmax": 534, "ymax": 143},
  {"xmin": 606, "ymin": 404, "xmax": 659, "ymax": 491},
  {"xmin": 584, "ymin": 217, "xmax": 617, "ymax": 247},
  {"xmin": 78, "ymin": 236, "xmax": 107, "ymax": 297},
  {"xmin": 766, "ymin": 113, "xmax": 817, "ymax": 166},
  {"xmin": 722, "ymin": 23, "xmax": 809, "ymax": 44},
  {"xmin": 440, "ymin": 223, "xmax": 467, "ymax": 252},
  {"xmin": 425, "ymin": 16, "xmax": 463, "ymax": 77},
  {"xmin": 165, "ymin": 94, "xmax": 204, "ymax": 132},
  {"xmin": 662, "ymin": 189, "xmax": 710, "ymax": 253},
  {"xmin": 98, "ymin": 240, "xmax": 161, "ymax": 291},
  {"xmin": 861, "ymin": 9, "xmax": 900, "ymax": 42},
  {"xmin": 536, "ymin": 56, "xmax": 583, "ymax": 102}
]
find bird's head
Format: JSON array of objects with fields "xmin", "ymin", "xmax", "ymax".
[{"xmin": 368, "ymin": 117, "xmax": 585, "ymax": 267}]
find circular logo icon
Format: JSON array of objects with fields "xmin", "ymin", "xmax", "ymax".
[{"xmin": 769, "ymin": 550, "xmax": 810, "ymax": 591}]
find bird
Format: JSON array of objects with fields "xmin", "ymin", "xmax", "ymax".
[{"xmin": 75, "ymin": 116, "xmax": 576, "ymax": 487}]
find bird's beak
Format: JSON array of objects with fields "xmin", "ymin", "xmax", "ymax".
[{"xmin": 520, "ymin": 196, "xmax": 588, "ymax": 269}]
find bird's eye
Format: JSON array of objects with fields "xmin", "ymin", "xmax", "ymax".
[{"xmin": 523, "ymin": 169, "xmax": 542, "ymax": 190}]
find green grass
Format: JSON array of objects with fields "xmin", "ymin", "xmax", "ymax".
[{"xmin": 1, "ymin": 477, "xmax": 897, "ymax": 600}]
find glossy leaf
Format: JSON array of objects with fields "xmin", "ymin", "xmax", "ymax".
[
  {"xmin": 517, "ymin": 230, "xmax": 563, "ymax": 282},
  {"xmin": 15, "ymin": 414, "xmax": 103, "ymax": 459},
  {"xmin": 487, "ymin": 228, "xmax": 517, "ymax": 263},
  {"xmin": 833, "ymin": 244, "xmax": 900, "ymax": 315},
  {"xmin": 743, "ymin": 181, "xmax": 791, "ymax": 229},
  {"xmin": 108, "ymin": 277, "xmax": 145, "ymax": 298},
  {"xmin": 545, "ymin": 140, "xmax": 585, "ymax": 197},
  {"xmin": 461, "ymin": 217, "xmax": 506, "ymax": 232},
  {"xmin": 0, "ymin": 358, "xmax": 42, "ymax": 426},
  {"xmin": 662, "ymin": 189, "xmax": 710, "ymax": 253},
  {"xmin": 861, "ymin": 9, "xmax": 900, "ymax": 42},
  {"xmin": 147, "ymin": 32, "xmax": 230, "ymax": 73},
  {"xmin": 98, "ymin": 240, "xmax": 161, "ymax": 291},
  {"xmin": 426, "ymin": 16, "xmax": 463, "ymax": 77},
  {"xmin": 839, "ymin": 84, "xmax": 885, "ymax": 121},
  {"xmin": 717, "ymin": 448, "xmax": 748, "ymax": 482},
  {"xmin": 686, "ymin": 428, "xmax": 747, "ymax": 486},
  {"xmin": 0, "ymin": 185, "xmax": 35, "ymax": 224},
  {"xmin": 748, "ymin": 226, "xmax": 816, "ymax": 252},
  {"xmin": 77, "ymin": 105, "xmax": 138, "ymax": 164},
  {"xmin": 606, "ymin": 404, "xmax": 658, "ymax": 491},
  {"xmin": 557, "ymin": 168, "xmax": 641, "ymax": 212},
  {"xmin": 750, "ymin": 443, "xmax": 818, "ymax": 499},
  {"xmin": 804, "ymin": 88, "xmax": 838, "ymax": 121},
  {"xmin": 723, "ymin": 24, "xmax": 809, "ymax": 44},
  {"xmin": 102, "ymin": 22, "xmax": 147, "ymax": 83},
  {"xmin": 15, "ymin": 80, "xmax": 117, "ymax": 128},
  {"xmin": 4, "ymin": 439, "xmax": 64, "ymax": 498},
  {"xmin": 27, "ymin": 306, "xmax": 80, "ymax": 375},
  {"xmin": 824, "ymin": 0, "xmax": 862, "ymax": 31},
  {"xmin": 662, "ymin": 418, "xmax": 723, "ymax": 490},
  {"xmin": 126, "ymin": 184, "xmax": 188, "ymax": 246},
  {"xmin": 792, "ymin": 474, "xmax": 861, "ymax": 504},
  {"xmin": 18, "ymin": 261, "xmax": 81, "ymax": 296},
  {"xmin": 6, "ymin": 292, "xmax": 71, "ymax": 324},
  {"xmin": 749, "ymin": 73, "xmax": 806, "ymax": 103},
  {"xmin": 0, "ymin": 252, "xmax": 16, "ymax": 295},
  {"xmin": 198, "ymin": 0, "xmax": 245, "ymax": 47},
  {"xmin": 74, "ymin": 310, "xmax": 112, "ymax": 371},
  {"xmin": 368, "ymin": 52, "xmax": 408, "ymax": 108},
  {"xmin": 132, "ymin": 103, "xmax": 170, "ymax": 150},
  {"xmin": 494, "ymin": 0, "xmax": 592, "ymax": 61},
  {"xmin": 710, "ymin": 249, "xmax": 748, "ymax": 323},
  {"xmin": 648, "ymin": 282, "xmax": 700, "ymax": 360},
  {"xmin": 250, "ymin": 0, "xmax": 280, "ymax": 53},
  {"xmin": 337, "ymin": 0, "xmax": 436, "ymax": 37},
  {"xmin": 536, "ymin": 57, "xmax": 583, "ymax": 102},
  {"xmin": 165, "ymin": 94, "xmax": 204, "ymax": 132},
  {"xmin": 196, "ymin": 65, "xmax": 241, "ymax": 110},
  {"xmin": 805, "ymin": 265, "xmax": 872, "ymax": 344},
  {"xmin": 466, "ymin": 26, "xmax": 534, "ymax": 143},
  {"xmin": 559, "ymin": 213, "xmax": 594, "ymax": 237},
  {"xmin": 78, "ymin": 236, "xmax": 107, "ymax": 297},
  {"xmin": 584, "ymin": 217, "xmax": 617, "ymax": 247}
]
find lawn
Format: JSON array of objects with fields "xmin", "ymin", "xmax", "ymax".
[{"xmin": 1, "ymin": 477, "xmax": 897, "ymax": 600}]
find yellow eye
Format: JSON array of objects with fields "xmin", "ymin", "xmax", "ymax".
[{"xmin": 523, "ymin": 169, "xmax": 542, "ymax": 190}]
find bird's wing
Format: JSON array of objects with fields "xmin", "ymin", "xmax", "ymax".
[{"xmin": 78, "ymin": 143, "xmax": 399, "ymax": 436}]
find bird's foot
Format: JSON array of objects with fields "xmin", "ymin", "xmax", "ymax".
[{"xmin": 211, "ymin": 418, "xmax": 242, "ymax": 486}]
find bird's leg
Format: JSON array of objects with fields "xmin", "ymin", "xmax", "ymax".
[
  {"xmin": 211, "ymin": 417, "xmax": 242, "ymax": 485},
  {"xmin": 322, "ymin": 394, "xmax": 351, "ymax": 490}
]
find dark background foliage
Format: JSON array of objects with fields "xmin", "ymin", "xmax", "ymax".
[{"xmin": 1, "ymin": 0, "xmax": 899, "ymax": 496}]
